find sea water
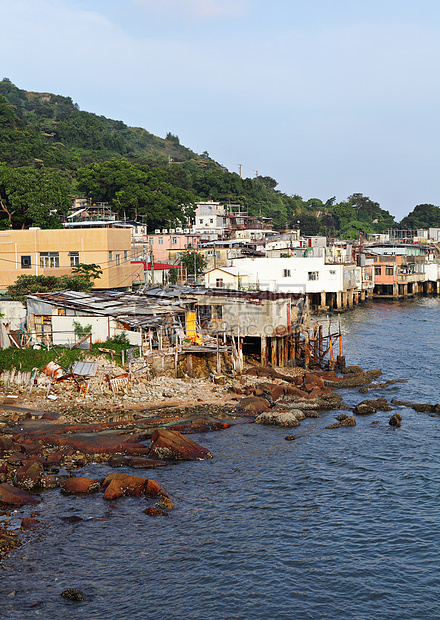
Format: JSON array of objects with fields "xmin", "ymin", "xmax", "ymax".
[{"xmin": 1, "ymin": 299, "xmax": 440, "ymax": 619}]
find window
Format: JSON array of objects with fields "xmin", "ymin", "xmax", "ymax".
[
  {"xmin": 216, "ymin": 278, "xmax": 224, "ymax": 288},
  {"xmin": 69, "ymin": 252, "xmax": 79, "ymax": 267},
  {"xmin": 109, "ymin": 251, "xmax": 113, "ymax": 261},
  {"xmin": 282, "ymin": 269, "xmax": 291, "ymax": 277},
  {"xmin": 124, "ymin": 250, "xmax": 128, "ymax": 261},
  {"xmin": 385, "ymin": 267, "xmax": 393, "ymax": 275},
  {"xmin": 199, "ymin": 219, "xmax": 204, "ymax": 224},
  {"xmin": 171, "ymin": 237, "xmax": 177, "ymax": 244},
  {"xmin": 40, "ymin": 252, "xmax": 59, "ymax": 268},
  {"xmin": 216, "ymin": 305, "xmax": 223, "ymax": 320},
  {"xmin": 149, "ymin": 237, "xmax": 154, "ymax": 245},
  {"xmin": 158, "ymin": 237, "xmax": 163, "ymax": 245},
  {"xmin": 375, "ymin": 267, "xmax": 381, "ymax": 275},
  {"xmin": 21, "ymin": 255, "xmax": 31, "ymax": 269},
  {"xmin": 308, "ymin": 271, "xmax": 319, "ymax": 281},
  {"xmin": 116, "ymin": 254, "xmax": 120, "ymax": 266},
  {"xmin": 210, "ymin": 218, "xmax": 214, "ymax": 224}
]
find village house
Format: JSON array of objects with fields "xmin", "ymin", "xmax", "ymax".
[
  {"xmin": 371, "ymin": 254, "xmax": 426, "ymax": 298},
  {"xmin": 141, "ymin": 230, "xmax": 200, "ymax": 263},
  {"xmin": 0, "ymin": 227, "xmax": 137, "ymax": 291},
  {"xmin": 228, "ymin": 256, "xmax": 366, "ymax": 310}
]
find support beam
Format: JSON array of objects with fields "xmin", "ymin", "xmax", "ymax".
[{"xmin": 260, "ymin": 336, "xmax": 268, "ymax": 367}]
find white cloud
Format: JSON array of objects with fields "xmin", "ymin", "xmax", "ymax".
[{"xmin": 133, "ymin": 0, "xmax": 249, "ymax": 20}]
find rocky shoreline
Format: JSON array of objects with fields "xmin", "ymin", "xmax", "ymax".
[{"xmin": 0, "ymin": 360, "xmax": 421, "ymax": 562}]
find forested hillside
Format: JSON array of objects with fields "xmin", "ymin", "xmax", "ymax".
[{"xmin": 0, "ymin": 78, "xmax": 433, "ymax": 236}]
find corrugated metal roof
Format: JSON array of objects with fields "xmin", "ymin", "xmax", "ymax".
[{"xmin": 71, "ymin": 361, "xmax": 99, "ymax": 377}]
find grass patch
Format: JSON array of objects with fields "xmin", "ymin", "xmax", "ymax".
[{"xmin": 0, "ymin": 335, "xmax": 132, "ymax": 374}]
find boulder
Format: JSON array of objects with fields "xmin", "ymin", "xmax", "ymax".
[
  {"xmin": 341, "ymin": 365, "xmax": 363, "ymax": 375},
  {"xmin": 144, "ymin": 507, "xmax": 169, "ymax": 517},
  {"xmin": 40, "ymin": 475, "xmax": 62, "ymax": 489},
  {"xmin": 389, "ymin": 413, "xmax": 402, "ymax": 427},
  {"xmin": 149, "ymin": 429, "xmax": 212, "ymax": 461},
  {"xmin": 255, "ymin": 411, "xmax": 301, "ymax": 428},
  {"xmin": 127, "ymin": 458, "xmax": 167, "ymax": 469},
  {"xmin": 0, "ymin": 483, "xmax": 40, "ymax": 506},
  {"xmin": 21, "ymin": 517, "xmax": 39, "ymax": 530},
  {"xmin": 324, "ymin": 369, "xmax": 382, "ymax": 388},
  {"xmin": 61, "ymin": 477, "xmax": 100, "ymax": 495},
  {"xmin": 155, "ymin": 496, "xmax": 174, "ymax": 510},
  {"xmin": 341, "ymin": 416, "xmax": 356, "ymax": 426},
  {"xmin": 60, "ymin": 588, "xmax": 87, "ymax": 602},
  {"xmin": 102, "ymin": 473, "xmax": 148, "ymax": 500},
  {"xmin": 14, "ymin": 461, "xmax": 44, "ymax": 490},
  {"xmin": 257, "ymin": 383, "xmax": 285, "ymax": 402},
  {"xmin": 353, "ymin": 402, "xmax": 377, "ymax": 415},
  {"xmin": 0, "ymin": 437, "xmax": 14, "ymax": 451},
  {"xmin": 145, "ymin": 478, "xmax": 167, "ymax": 497},
  {"xmin": 235, "ymin": 396, "xmax": 270, "ymax": 414}
]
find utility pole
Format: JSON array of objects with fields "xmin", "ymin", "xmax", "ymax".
[
  {"xmin": 238, "ymin": 164, "xmax": 242, "ymax": 179},
  {"xmin": 150, "ymin": 248, "xmax": 155, "ymax": 285}
]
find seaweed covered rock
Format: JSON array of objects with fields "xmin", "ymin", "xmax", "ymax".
[{"xmin": 255, "ymin": 410, "xmax": 301, "ymax": 428}]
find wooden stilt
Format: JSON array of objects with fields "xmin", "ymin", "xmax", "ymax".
[{"xmin": 261, "ymin": 336, "xmax": 268, "ymax": 366}]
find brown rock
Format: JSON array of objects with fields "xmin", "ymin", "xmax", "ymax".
[
  {"xmin": 389, "ymin": 413, "xmax": 402, "ymax": 427},
  {"xmin": 102, "ymin": 473, "xmax": 148, "ymax": 500},
  {"xmin": 103, "ymin": 479, "xmax": 124, "ymax": 500},
  {"xmin": 145, "ymin": 478, "xmax": 167, "ymax": 497},
  {"xmin": 21, "ymin": 517, "xmax": 39, "ymax": 530},
  {"xmin": 304, "ymin": 373, "xmax": 325, "ymax": 388},
  {"xmin": 40, "ymin": 475, "xmax": 61, "ymax": 489},
  {"xmin": 235, "ymin": 396, "xmax": 271, "ymax": 414},
  {"xmin": 149, "ymin": 429, "xmax": 212, "ymax": 461},
  {"xmin": 61, "ymin": 477, "xmax": 100, "ymax": 495},
  {"xmin": 341, "ymin": 416, "xmax": 356, "ymax": 427},
  {"xmin": 14, "ymin": 461, "xmax": 44, "ymax": 491},
  {"xmin": 128, "ymin": 457, "xmax": 167, "ymax": 469},
  {"xmin": 0, "ymin": 483, "xmax": 40, "ymax": 506},
  {"xmin": 144, "ymin": 507, "xmax": 169, "ymax": 517},
  {"xmin": 155, "ymin": 496, "xmax": 174, "ymax": 510},
  {"xmin": 0, "ymin": 437, "xmax": 14, "ymax": 451},
  {"xmin": 46, "ymin": 451, "xmax": 64, "ymax": 467},
  {"xmin": 6, "ymin": 452, "xmax": 24, "ymax": 466}
]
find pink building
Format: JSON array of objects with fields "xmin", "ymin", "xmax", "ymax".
[{"xmin": 145, "ymin": 232, "xmax": 200, "ymax": 262}]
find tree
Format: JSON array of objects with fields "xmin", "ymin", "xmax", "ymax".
[
  {"xmin": 178, "ymin": 249, "xmax": 207, "ymax": 279},
  {"xmin": 71, "ymin": 263, "xmax": 103, "ymax": 286},
  {"xmin": 400, "ymin": 204, "xmax": 440, "ymax": 229},
  {"xmin": 7, "ymin": 274, "xmax": 94, "ymax": 304},
  {"xmin": 76, "ymin": 158, "xmax": 196, "ymax": 228},
  {"xmin": 0, "ymin": 164, "xmax": 71, "ymax": 228}
]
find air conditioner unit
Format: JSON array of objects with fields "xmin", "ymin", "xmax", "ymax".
[
  {"xmin": 183, "ymin": 229, "xmax": 190, "ymax": 234},
  {"xmin": 162, "ymin": 229, "xmax": 168, "ymax": 234},
  {"xmin": 155, "ymin": 229, "xmax": 161, "ymax": 234},
  {"xmin": 169, "ymin": 229, "xmax": 175, "ymax": 234},
  {"xmin": 176, "ymin": 227, "xmax": 183, "ymax": 233}
]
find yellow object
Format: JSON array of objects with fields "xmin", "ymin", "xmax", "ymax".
[{"xmin": 186, "ymin": 311, "xmax": 196, "ymax": 337}]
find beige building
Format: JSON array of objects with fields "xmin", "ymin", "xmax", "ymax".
[{"xmin": 0, "ymin": 227, "xmax": 136, "ymax": 290}]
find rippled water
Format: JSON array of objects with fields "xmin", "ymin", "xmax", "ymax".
[{"xmin": 2, "ymin": 299, "xmax": 440, "ymax": 619}]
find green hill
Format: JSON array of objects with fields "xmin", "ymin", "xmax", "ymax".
[{"xmin": 0, "ymin": 78, "xmax": 403, "ymax": 235}]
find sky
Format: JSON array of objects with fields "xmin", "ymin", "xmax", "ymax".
[{"xmin": 2, "ymin": 0, "xmax": 440, "ymax": 219}]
